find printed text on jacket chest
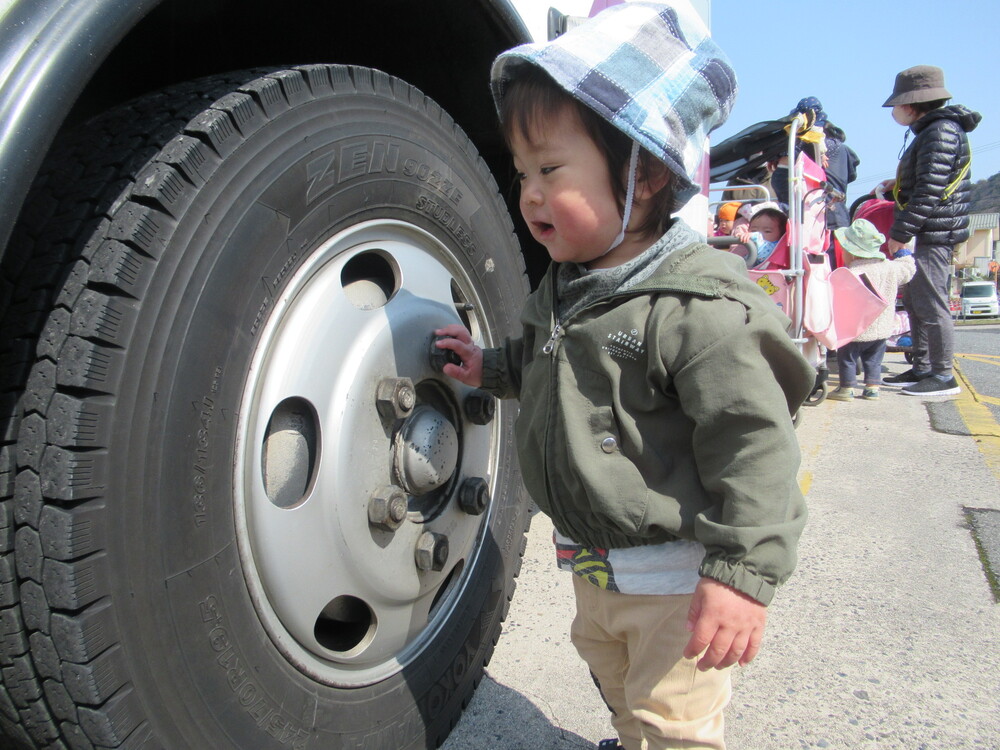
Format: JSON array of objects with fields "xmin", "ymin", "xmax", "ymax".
[{"xmin": 603, "ymin": 329, "xmax": 646, "ymax": 362}]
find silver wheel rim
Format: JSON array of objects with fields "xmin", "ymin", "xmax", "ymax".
[{"xmin": 234, "ymin": 219, "xmax": 498, "ymax": 687}]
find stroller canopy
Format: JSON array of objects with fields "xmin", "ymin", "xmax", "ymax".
[{"xmin": 709, "ymin": 113, "xmax": 818, "ymax": 185}]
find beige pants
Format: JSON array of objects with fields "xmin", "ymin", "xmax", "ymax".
[{"xmin": 570, "ymin": 576, "xmax": 731, "ymax": 750}]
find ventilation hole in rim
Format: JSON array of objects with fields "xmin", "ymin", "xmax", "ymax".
[
  {"xmin": 342, "ymin": 251, "xmax": 397, "ymax": 310},
  {"xmin": 261, "ymin": 397, "xmax": 318, "ymax": 509},
  {"xmin": 315, "ymin": 596, "xmax": 375, "ymax": 652}
]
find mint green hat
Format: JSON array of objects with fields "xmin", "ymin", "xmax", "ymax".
[{"xmin": 835, "ymin": 219, "xmax": 886, "ymax": 259}]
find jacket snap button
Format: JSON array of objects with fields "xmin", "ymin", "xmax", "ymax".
[{"xmin": 601, "ymin": 437, "xmax": 617, "ymax": 453}]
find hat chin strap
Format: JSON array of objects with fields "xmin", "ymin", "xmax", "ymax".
[{"xmin": 600, "ymin": 141, "xmax": 641, "ymax": 258}]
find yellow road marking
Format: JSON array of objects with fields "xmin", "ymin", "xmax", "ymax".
[
  {"xmin": 953, "ymin": 362, "xmax": 1000, "ymax": 483},
  {"xmin": 796, "ymin": 396, "xmax": 833, "ymax": 497},
  {"xmin": 956, "ymin": 352, "xmax": 1000, "ymax": 365},
  {"xmin": 798, "ymin": 471, "xmax": 812, "ymax": 496}
]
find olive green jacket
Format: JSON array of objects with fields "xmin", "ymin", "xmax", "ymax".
[{"xmin": 481, "ymin": 241, "xmax": 814, "ymax": 604}]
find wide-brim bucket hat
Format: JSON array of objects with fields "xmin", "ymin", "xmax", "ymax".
[
  {"xmin": 490, "ymin": 1, "xmax": 737, "ymax": 212},
  {"xmin": 882, "ymin": 65, "xmax": 952, "ymax": 107},
  {"xmin": 835, "ymin": 219, "xmax": 886, "ymax": 259}
]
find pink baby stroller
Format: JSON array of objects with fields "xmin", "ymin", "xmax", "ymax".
[
  {"xmin": 710, "ymin": 114, "xmax": 891, "ymax": 404},
  {"xmin": 848, "ymin": 189, "xmax": 895, "ymax": 261}
]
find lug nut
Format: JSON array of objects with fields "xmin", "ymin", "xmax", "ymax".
[
  {"xmin": 414, "ymin": 531, "xmax": 449, "ymax": 572},
  {"xmin": 368, "ymin": 486, "xmax": 408, "ymax": 531},
  {"xmin": 463, "ymin": 389, "xmax": 495, "ymax": 425},
  {"xmin": 458, "ymin": 477, "xmax": 489, "ymax": 515},
  {"xmin": 429, "ymin": 335, "xmax": 462, "ymax": 373},
  {"xmin": 376, "ymin": 377, "xmax": 416, "ymax": 421}
]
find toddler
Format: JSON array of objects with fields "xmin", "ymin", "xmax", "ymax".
[
  {"xmin": 829, "ymin": 218, "xmax": 915, "ymax": 401},
  {"xmin": 434, "ymin": 4, "xmax": 814, "ymax": 748},
  {"xmin": 733, "ymin": 204, "xmax": 787, "ymax": 268},
  {"xmin": 713, "ymin": 201, "xmax": 740, "ymax": 236}
]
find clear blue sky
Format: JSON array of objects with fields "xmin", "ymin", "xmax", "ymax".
[
  {"xmin": 709, "ymin": 0, "xmax": 999, "ymax": 205},
  {"xmin": 512, "ymin": 0, "xmax": 999, "ymax": 206}
]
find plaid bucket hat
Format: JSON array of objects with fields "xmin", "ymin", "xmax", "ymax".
[{"xmin": 490, "ymin": 1, "xmax": 737, "ymax": 211}]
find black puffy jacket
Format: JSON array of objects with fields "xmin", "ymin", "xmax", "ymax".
[{"xmin": 892, "ymin": 104, "xmax": 981, "ymax": 246}]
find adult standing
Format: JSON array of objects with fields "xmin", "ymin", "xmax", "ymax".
[
  {"xmin": 770, "ymin": 100, "xmax": 860, "ymax": 266},
  {"xmin": 822, "ymin": 121, "xmax": 860, "ymax": 268},
  {"xmin": 770, "ymin": 96, "xmax": 828, "ymax": 210},
  {"xmin": 879, "ymin": 65, "xmax": 981, "ymax": 397}
]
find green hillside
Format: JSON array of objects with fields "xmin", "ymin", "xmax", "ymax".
[{"xmin": 970, "ymin": 172, "xmax": 1000, "ymax": 214}]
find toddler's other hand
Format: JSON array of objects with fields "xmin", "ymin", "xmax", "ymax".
[
  {"xmin": 434, "ymin": 325, "xmax": 484, "ymax": 387},
  {"xmin": 683, "ymin": 577, "xmax": 766, "ymax": 671}
]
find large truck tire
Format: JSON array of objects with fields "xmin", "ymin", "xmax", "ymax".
[{"xmin": 0, "ymin": 65, "xmax": 530, "ymax": 749}]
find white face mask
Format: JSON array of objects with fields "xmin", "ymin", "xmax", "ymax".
[{"xmin": 892, "ymin": 105, "xmax": 918, "ymax": 126}]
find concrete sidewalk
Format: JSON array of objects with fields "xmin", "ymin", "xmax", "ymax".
[{"xmin": 443, "ymin": 355, "xmax": 1000, "ymax": 749}]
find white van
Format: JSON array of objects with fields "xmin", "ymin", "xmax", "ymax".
[{"xmin": 960, "ymin": 280, "xmax": 1000, "ymax": 318}]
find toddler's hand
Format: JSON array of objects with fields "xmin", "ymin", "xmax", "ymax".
[
  {"xmin": 683, "ymin": 577, "xmax": 766, "ymax": 671},
  {"xmin": 732, "ymin": 225, "xmax": 750, "ymax": 242},
  {"xmin": 434, "ymin": 325, "xmax": 484, "ymax": 387},
  {"xmin": 887, "ymin": 238, "xmax": 909, "ymax": 255}
]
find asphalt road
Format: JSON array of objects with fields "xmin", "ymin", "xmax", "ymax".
[{"xmin": 443, "ymin": 324, "xmax": 1000, "ymax": 750}]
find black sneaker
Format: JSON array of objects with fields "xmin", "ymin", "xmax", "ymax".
[
  {"xmin": 902, "ymin": 376, "xmax": 960, "ymax": 396},
  {"xmin": 883, "ymin": 368, "xmax": 932, "ymax": 387}
]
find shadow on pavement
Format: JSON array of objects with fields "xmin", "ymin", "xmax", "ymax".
[{"xmin": 443, "ymin": 674, "xmax": 596, "ymax": 750}]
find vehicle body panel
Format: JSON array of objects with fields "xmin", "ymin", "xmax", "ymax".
[
  {"xmin": 960, "ymin": 281, "xmax": 1000, "ymax": 317},
  {"xmin": 0, "ymin": 0, "xmax": 531, "ymax": 257}
]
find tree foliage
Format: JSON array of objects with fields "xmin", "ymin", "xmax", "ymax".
[{"xmin": 969, "ymin": 172, "xmax": 1000, "ymax": 214}]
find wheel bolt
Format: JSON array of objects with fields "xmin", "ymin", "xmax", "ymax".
[
  {"xmin": 376, "ymin": 377, "xmax": 416, "ymax": 421},
  {"xmin": 463, "ymin": 389, "xmax": 495, "ymax": 425},
  {"xmin": 414, "ymin": 531, "xmax": 449, "ymax": 572},
  {"xmin": 458, "ymin": 477, "xmax": 489, "ymax": 515},
  {"xmin": 368, "ymin": 486, "xmax": 408, "ymax": 531}
]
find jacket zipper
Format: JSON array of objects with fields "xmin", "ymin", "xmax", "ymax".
[
  {"xmin": 537, "ymin": 281, "xmax": 657, "ymax": 515},
  {"xmin": 542, "ymin": 321, "xmax": 563, "ymax": 355},
  {"xmin": 541, "ymin": 271, "xmax": 563, "ymax": 514}
]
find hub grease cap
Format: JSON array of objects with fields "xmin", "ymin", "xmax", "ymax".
[{"xmin": 393, "ymin": 405, "xmax": 459, "ymax": 495}]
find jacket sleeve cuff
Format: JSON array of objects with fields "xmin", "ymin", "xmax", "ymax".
[
  {"xmin": 699, "ymin": 557, "xmax": 777, "ymax": 606},
  {"xmin": 481, "ymin": 345, "xmax": 517, "ymax": 398}
]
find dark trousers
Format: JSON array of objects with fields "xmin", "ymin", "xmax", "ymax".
[
  {"xmin": 903, "ymin": 241, "xmax": 954, "ymax": 376},
  {"xmin": 837, "ymin": 339, "xmax": 887, "ymax": 387}
]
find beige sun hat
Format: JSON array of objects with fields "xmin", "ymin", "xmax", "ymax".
[
  {"xmin": 835, "ymin": 219, "xmax": 886, "ymax": 259},
  {"xmin": 882, "ymin": 65, "xmax": 952, "ymax": 107}
]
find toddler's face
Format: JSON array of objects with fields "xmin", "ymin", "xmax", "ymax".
[
  {"xmin": 749, "ymin": 214, "xmax": 784, "ymax": 242},
  {"xmin": 716, "ymin": 217, "xmax": 734, "ymax": 234},
  {"xmin": 510, "ymin": 105, "xmax": 625, "ymax": 266}
]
